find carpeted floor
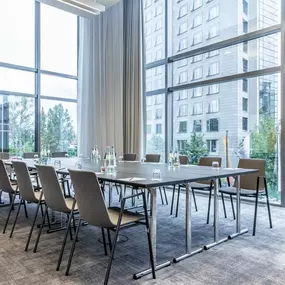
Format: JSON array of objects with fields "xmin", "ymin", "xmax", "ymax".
[{"xmin": 0, "ymin": 189, "xmax": 283, "ymax": 285}]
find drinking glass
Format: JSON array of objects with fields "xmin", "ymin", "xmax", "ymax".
[
  {"xmin": 212, "ymin": 161, "xmax": 219, "ymax": 168},
  {"xmin": 54, "ymin": 160, "xmax": 62, "ymax": 169},
  {"xmin": 152, "ymin": 169, "xmax": 162, "ymax": 180}
]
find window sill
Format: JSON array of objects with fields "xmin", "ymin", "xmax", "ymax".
[
  {"xmin": 191, "ymin": 23, "xmax": 202, "ymax": 29},
  {"xmin": 191, "ymin": 42, "xmax": 203, "ymax": 47},
  {"xmin": 207, "ymin": 34, "xmax": 220, "ymax": 40},
  {"xmin": 207, "ymin": 15, "xmax": 219, "ymax": 22}
]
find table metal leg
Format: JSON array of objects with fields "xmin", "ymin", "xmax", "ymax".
[
  {"xmin": 173, "ymin": 183, "xmax": 203, "ymax": 263},
  {"xmin": 205, "ymin": 179, "xmax": 228, "ymax": 250},
  {"xmin": 229, "ymin": 175, "xmax": 248, "ymax": 239},
  {"xmin": 133, "ymin": 188, "xmax": 171, "ymax": 280}
]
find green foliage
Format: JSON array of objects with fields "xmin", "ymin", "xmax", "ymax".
[
  {"xmin": 180, "ymin": 133, "xmax": 209, "ymax": 164},
  {"xmin": 250, "ymin": 114, "xmax": 279, "ymax": 200},
  {"xmin": 147, "ymin": 134, "xmax": 164, "ymax": 156}
]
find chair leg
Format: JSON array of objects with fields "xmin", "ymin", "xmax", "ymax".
[
  {"xmin": 170, "ymin": 185, "xmax": 176, "ymax": 215},
  {"xmin": 9, "ymin": 198, "xmax": 23, "ymax": 238},
  {"xmin": 142, "ymin": 192, "xmax": 156, "ymax": 279},
  {"xmin": 163, "ymin": 187, "xmax": 168, "ymax": 205},
  {"xmin": 221, "ymin": 193, "xmax": 227, "ymax": 218},
  {"xmin": 3, "ymin": 193, "xmax": 16, "ymax": 234},
  {"xmin": 33, "ymin": 205, "xmax": 48, "ymax": 253},
  {"xmin": 175, "ymin": 186, "xmax": 181, "ymax": 217},
  {"xmin": 107, "ymin": 229, "xmax": 112, "ymax": 253},
  {"xmin": 67, "ymin": 214, "xmax": 73, "ymax": 241},
  {"xmin": 101, "ymin": 228, "xmax": 108, "ymax": 256},
  {"xmin": 206, "ymin": 188, "xmax": 212, "ymax": 224},
  {"xmin": 25, "ymin": 200, "xmax": 41, "ymax": 252},
  {"xmin": 192, "ymin": 189, "xmax": 198, "ymax": 212},
  {"xmin": 56, "ymin": 209, "xmax": 75, "ymax": 271},
  {"xmin": 253, "ymin": 189, "xmax": 259, "ymax": 236},
  {"xmin": 65, "ymin": 218, "xmax": 82, "ymax": 276},
  {"xmin": 159, "ymin": 187, "xmax": 164, "ymax": 205},
  {"xmin": 264, "ymin": 178, "xmax": 272, "ymax": 229},
  {"xmin": 23, "ymin": 200, "xmax": 28, "ymax": 219},
  {"xmin": 230, "ymin": 195, "xmax": 236, "ymax": 220}
]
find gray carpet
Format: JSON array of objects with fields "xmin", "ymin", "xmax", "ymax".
[{"xmin": 0, "ymin": 189, "xmax": 283, "ymax": 285}]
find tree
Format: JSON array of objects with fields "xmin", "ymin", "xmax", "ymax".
[
  {"xmin": 147, "ymin": 134, "xmax": 164, "ymax": 156},
  {"xmin": 180, "ymin": 133, "xmax": 209, "ymax": 164}
]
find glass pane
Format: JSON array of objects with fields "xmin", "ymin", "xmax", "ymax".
[
  {"xmin": 41, "ymin": 75, "xmax": 77, "ymax": 99},
  {"xmin": 0, "ymin": 95, "xmax": 35, "ymax": 154},
  {"xmin": 0, "ymin": 0, "xmax": 35, "ymax": 67},
  {"xmin": 172, "ymin": 34, "xmax": 280, "ymax": 87},
  {"xmin": 145, "ymin": 94, "xmax": 165, "ymax": 160},
  {"xmin": 170, "ymin": 74, "xmax": 280, "ymax": 202},
  {"xmin": 40, "ymin": 99, "xmax": 77, "ymax": 156},
  {"xmin": 143, "ymin": 0, "xmax": 166, "ymax": 64},
  {"xmin": 169, "ymin": 0, "xmax": 281, "ymax": 56},
  {"xmin": 41, "ymin": 4, "xmax": 78, "ymax": 75},
  {"xmin": 146, "ymin": 65, "xmax": 165, "ymax": 92},
  {"xmin": 0, "ymin": 67, "xmax": 35, "ymax": 94}
]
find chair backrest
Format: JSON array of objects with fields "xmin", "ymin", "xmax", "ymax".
[
  {"xmin": 0, "ymin": 160, "xmax": 13, "ymax": 191},
  {"xmin": 51, "ymin": 152, "xmax": 67, "ymax": 158},
  {"xmin": 123, "ymin": 153, "xmax": 136, "ymax": 161},
  {"xmin": 237, "ymin": 158, "xmax": 265, "ymax": 190},
  {"xmin": 179, "ymin": 155, "xmax": 188, "ymax": 165},
  {"xmin": 145, "ymin": 154, "xmax": 160, "ymax": 163},
  {"xmin": 68, "ymin": 169, "xmax": 114, "ymax": 228},
  {"xmin": 12, "ymin": 161, "xmax": 38, "ymax": 202},
  {"xmin": 0, "ymin": 152, "xmax": 9, "ymax": 159},
  {"xmin": 36, "ymin": 165, "xmax": 70, "ymax": 213},
  {"xmin": 23, "ymin": 152, "xmax": 39, "ymax": 159},
  {"xmin": 199, "ymin": 156, "xmax": 222, "ymax": 167}
]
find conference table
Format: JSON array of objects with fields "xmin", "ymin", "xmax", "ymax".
[{"xmin": 4, "ymin": 157, "xmax": 257, "ymax": 279}]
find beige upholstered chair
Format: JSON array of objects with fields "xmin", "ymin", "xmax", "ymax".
[
  {"xmin": 123, "ymin": 153, "xmax": 137, "ymax": 161},
  {"xmin": 33, "ymin": 165, "xmax": 77, "ymax": 270},
  {"xmin": 219, "ymin": 158, "xmax": 272, "ymax": 236},
  {"xmin": 179, "ymin": 155, "xmax": 188, "ymax": 165},
  {"xmin": 0, "ymin": 160, "xmax": 19, "ymax": 234},
  {"xmin": 145, "ymin": 154, "xmax": 160, "ymax": 163},
  {"xmin": 10, "ymin": 161, "xmax": 44, "ymax": 240},
  {"xmin": 65, "ymin": 169, "xmax": 155, "ymax": 284}
]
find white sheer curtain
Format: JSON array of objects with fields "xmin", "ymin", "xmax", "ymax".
[{"xmin": 78, "ymin": 1, "xmax": 124, "ymax": 157}]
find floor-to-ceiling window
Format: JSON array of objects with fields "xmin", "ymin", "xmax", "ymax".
[
  {"xmin": 142, "ymin": 0, "xmax": 282, "ymax": 203},
  {"xmin": 0, "ymin": 0, "xmax": 78, "ymax": 156}
]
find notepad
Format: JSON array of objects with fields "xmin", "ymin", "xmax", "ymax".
[{"xmin": 119, "ymin": 177, "xmax": 146, "ymax": 182}]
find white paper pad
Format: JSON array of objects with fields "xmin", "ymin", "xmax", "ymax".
[{"xmin": 118, "ymin": 177, "xmax": 146, "ymax": 182}]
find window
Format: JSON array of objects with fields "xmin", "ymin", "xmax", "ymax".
[
  {"xmin": 192, "ymin": 87, "xmax": 203, "ymax": 97},
  {"xmin": 146, "ymin": 96, "xmax": 152, "ymax": 106},
  {"xmin": 207, "ymin": 118, "xmax": 219, "ymax": 131},
  {"xmin": 155, "ymin": 4, "xmax": 163, "ymax": 16},
  {"xmin": 145, "ymin": 12, "xmax": 152, "ymax": 22},
  {"xmin": 243, "ymin": 0, "xmax": 248, "ymax": 15},
  {"xmin": 155, "ymin": 108, "xmax": 162, "ymax": 119},
  {"xmin": 179, "ymin": 71, "xmax": 188, "ymax": 84},
  {"xmin": 147, "ymin": 124, "xmax": 152, "ymax": 134},
  {"xmin": 243, "ymin": 79, "xmax": 248, "ymax": 92},
  {"xmin": 243, "ymin": 42, "xmax": 248, "ymax": 53},
  {"xmin": 242, "ymin": 117, "xmax": 248, "ymax": 131},
  {"xmin": 147, "ymin": 110, "xmax": 152, "ymax": 120},
  {"xmin": 178, "ymin": 38, "xmax": 188, "ymax": 51},
  {"xmin": 178, "ymin": 22, "xmax": 188, "ymax": 35},
  {"xmin": 178, "ymin": 5, "xmax": 188, "ymax": 18},
  {"xmin": 208, "ymin": 50, "xmax": 220, "ymax": 58},
  {"xmin": 192, "ymin": 0, "xmax": 202, "ymax": 11},
  {"xmin": 155, "ymin": 49, "xmax": 163, "ymax": 61},
  {"xmin": 243, "ymin": 97, "xmax": 248, "ymax": 112},
  {"xmin": 192, "ymin": 32, "xmax": 203, "ymax": 45},
  {"xmin": 207, "ymin": 140, "xmax": 218, "ymax": 153},
  {"xmin": 208, "ymin": 26, "xmax": 219, "ymax": 39},
  {"xmin": 146, "ymin": 39, "xmax": 152, "ymax": 50},
  {"xmin": 193, "ymin": 66, "xmax": 203, "ymax": 80},
  {"xmin": 192, "ymin": 54, "xmax": 203, "ymax": 63},
  {"xmin": 177, "ymin": 140, "xmax": 187, "ymax": 151},
  {"xmin": 145, "ymin": 26, "xmax": 152, "ymax": 36},
  {"xmin": 243, "ymin": 20, "xmax": 248, "ymax": 33},
  {"xmin": 179, "ymin": 121, "xmax": 187, "ymax": 133},
  {"xmin": 208, "ymin": 99, "xmax": 219, "ymax": 113},
  {"xmin": 155, "ymin": 94, "xmax": 162, "ymax": 104},
  {"xmin": 192, "ymin": 14, "xmax": 202, "ymax": 28},
  {"xmin": 208, "ymin": 6, "xmax": 219, "ymax": 21},
  {"xmin": 155, "ymin": 19, "xmax": 163, "ymax": 31},
  {"xmin": 193, "ymin": 102, "xmax": 203, "ymax": 115},
  {"xmin": 243, "ymin": 58, "xmax": 248, "ymax": 72},
  {"xmin": 193, "ymin": 120, "xmax": 202, "ymax": 132},
  {"xmin": 144, "ymin": 0, "xmax": 152, "ymax": 8},
  {"xmin": 208, "ymin": 62, "xmax": 219, "ymax": 76},
  {"xmin": 208, "ymin": 84, "xmax": 220, "ymax": 94},
  {"xmin": 178, "ymin": 59, "xmax": 188, "ymax": 68},
  {"xmin": 178, "ymin": 105, "xmax": 188, "ymax": 116},
  {"xmin": 178, "ymin": 90, "xmax": 188, "ymax": 100},
  {"xmin": 156, "ymin": 123, "xmax": 162, "ymax": 134},
  {"xmin": 155, "ymin": 35, "xmax": 163, "ymax": 45}
]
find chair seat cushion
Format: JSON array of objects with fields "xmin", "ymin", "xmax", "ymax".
[
  {"xmin": 65, "ymin": 198, "xmax": 78, "ymax": 212},
  {"xmin": 190, "ymin": 182, "xmax": 211, "ymax": 190},
  {"xmin": 219, "ymin": 186, "xmax": 265, "ymax": 196},
  {"xmin": 108, "ymin": 207, "xmax": 144, "ymax": 226}
]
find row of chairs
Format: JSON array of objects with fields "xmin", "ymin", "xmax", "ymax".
[{"xmin": 0, "ymin": 159, "xmax": 155, "ymax": 284}]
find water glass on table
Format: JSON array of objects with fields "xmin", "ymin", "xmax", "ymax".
[
  {"xmin": 152, "ymin": 169, "xmax": 162, "ymax": 180},
  {"xmin": 54, "ymin": 160, "xmax": 62, "ymax": 169}
]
